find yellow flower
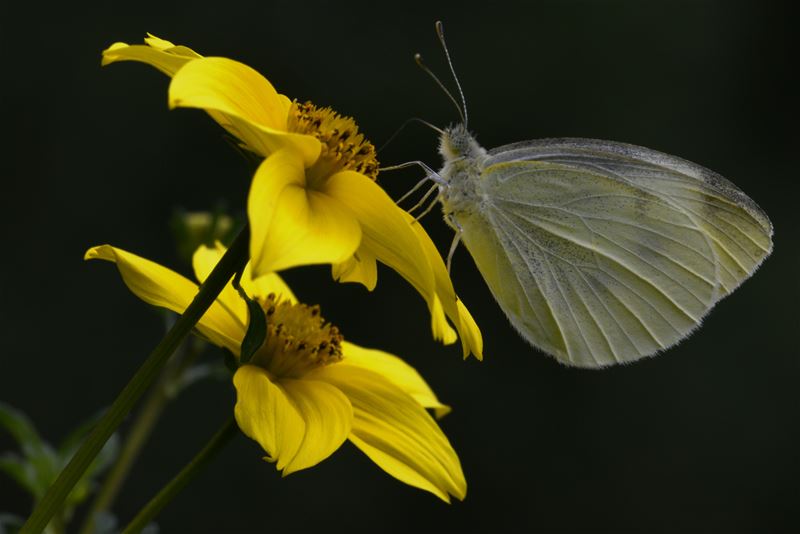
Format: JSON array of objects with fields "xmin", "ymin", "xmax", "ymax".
[
  {"xmin": 102, "ymin": 36, "xmax": 483, "ymax": 360},
  {"xmin": 85, "ymin": 243, "xmax": 466, "ymax": 502}
]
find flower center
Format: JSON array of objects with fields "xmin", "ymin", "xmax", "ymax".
[
  {"xmin": 287, "ymin": 100, "xmax": 379, "ymax": 185},
  {"xmin": 250, "ymin": 293, "xmax": 344, "ymax": 379}
]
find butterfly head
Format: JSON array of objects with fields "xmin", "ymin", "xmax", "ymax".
[{"xmin": 439, "ymin": 123, "xmax": 486, "ymax": 163}]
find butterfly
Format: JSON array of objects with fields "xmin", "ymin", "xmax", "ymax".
[{"xmin": 409, "ymin": 22, "xmax": 773, "ymax": 368}]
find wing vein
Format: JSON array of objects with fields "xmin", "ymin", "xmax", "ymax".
[
  {"xmin": 575, "ymin": 268, "xmax": 639, "ymax": 360},
  {"xmin": 499, "ymin": 207, "xmax": 707, "ymax": 317},
  {"xmin": 493, "ymin": 207, "xmax": 694, "ymax": 337},
  {"xmin": 535, "ymin": 237, "xmax": 599, "ymax": 366},
  {"xmin": 494, "ymin": 218, "xmax": 568, "ymax": 357}
]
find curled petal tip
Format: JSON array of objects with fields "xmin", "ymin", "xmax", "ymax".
[{"xmin": 84, "ymin": 245, "xmax": 110, "ymax": 261}]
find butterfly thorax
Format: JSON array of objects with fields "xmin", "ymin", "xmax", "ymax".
[{"xmin": 438, "ymin": 124, "xmax": 489, "ymax": 225}]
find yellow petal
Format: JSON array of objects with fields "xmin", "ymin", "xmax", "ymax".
[
  {"xmin": 243, "ymin": 264, "xmax": 297, "ymax": 304},
  {"xmin": 331, "ymin": 246, "xmax": 378, "ymax": 290},
  {"xmin": 168, "ymin": 57, "xmax": 320, "ymax": 165},
  {"xmin": 313, "ymin": 365, "xmax": 466, "ymax": 502},
  {"xmin": 340, "ymin": 342, "xmax": 451, "ymax": 419},
  {"xmin": 248, "ymin": 150, "xmax": 362, "ymax": 276},
  {"xmin": 456, "ymin": 299, "xmax": 483, "ymax": 361},
  {"xmin": 430, "ymin": 294, "xmax": 458, "ymax": 346},
  {"xmin": 169, "ymin": 56, "xmax": 284, "ymax": 127},
  {"xmin": 409, "ymin": 217, "xmax": 484, "ymax": 360},
  {"xmin": 324, "ymin": 171, "xmax": 440, "ymax": 322},
  {"xmin": 84, "ymin": 245, "xmax": 243, "ymax": 353},
  {"xmin": 143, "ymin": 34, "xmax": 186, "ymax": 51},
  {"xmin": 279, "ymin": 378, "xmax": 353, "ymax": 475},
  {"xmin": 192, "ymin": 244, "xmax": 247, "ymax": 326},
  {"xmin": 233, "ymin": 365, "xmax": 304, "ymax": 471},
  {"xmin": 101, "ymin": 37, "xmax": 201, "ymax": 76},
  {"xmin": 191, "ymin": 242, "xmax": 297, "ymax": 303}
]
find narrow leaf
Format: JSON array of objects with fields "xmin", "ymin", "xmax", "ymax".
[
  {"xmin": 236, "ymin": 285, "xmax": 266, "ymax": 364},
  {"xmin": 0, "ymin": 403, "xmax": 42, "ymax": 453},
  {"xmin": 0, "ymin": 454, "xmax": 38, "ymax": 495},
  {"xmin": 165, "ymin": 362, "xmax": 229, "ymax": 397}
]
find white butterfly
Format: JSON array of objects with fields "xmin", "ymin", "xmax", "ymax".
[{"xmin": 408, "ymin": 22, "xmax": 773, "ymax": 367}]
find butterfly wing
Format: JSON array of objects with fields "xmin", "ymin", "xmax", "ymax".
[{"xmin": 460, "ymin": 138, "xmax": 772, "ymax": 367}]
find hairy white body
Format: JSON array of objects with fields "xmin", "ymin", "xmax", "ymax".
[{"xmin": 437, "ymin": 124, "xmax": 773, "ymax": 367}]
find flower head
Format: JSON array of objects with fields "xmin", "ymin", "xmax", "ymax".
[
  {"xmin": 85, "ymin": 243, "xmax": 465, "ymax": 502},
  {"xmin": 102, "ymin": 36, "xmax": 482, "ymax": 359}
]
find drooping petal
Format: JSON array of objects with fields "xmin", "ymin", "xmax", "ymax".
[
  {"xmin": 84, "ymin": 245, "xmax": 243, "ymax": 353},
  {"xmin": 455, "ymin": 299, "xmax": 483, "ymax": 361},
  {"xmin": 168, "ymin": 57, "xmax": 320, "ymax": 165},
  {"xmin": 101, "ymin": 35, "xmax": 201, "ymax": 76},
  {"xmin": 430, "ymin": 295, "xmax": 458, "ymax": 346},
  {"xmin": 249, "ymin": 150, "xmax": 362, "ymax": 276},
  {"xmin": 332, "ymin": 246, "xmax": 378, "ymax": 290},
  {"xmin": 279, "ymin": 378, "xmax": 353, "ymax": 475},
  {"xmin": 323, "ymin": 171, "xmax": 446, "ymax": 331},
  {"xmin": 233, "ymin": 365, "xmax": 304, "ymax": 471},
  {"xmin": 312, "ymin": 365, "xmax": 466, "ymax": 502},
  {"xmin": 340, "ymin": 342, "xmax": 451, "ymax": 418},
  {"xmin": 408, "ymin": 216, "xmax": 484, "ymax": 360}
]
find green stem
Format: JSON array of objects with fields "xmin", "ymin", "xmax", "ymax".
[
  {"xmin": 22, "ymin": 227, "xmax": 249, "ymax": 534},
  {"xmin": 77, "ymin": 336, "xmax": 203, "ymax": 534},
  {"xmin": 122, "ymin": 417, "xmax": 238, "ymax": 534}
]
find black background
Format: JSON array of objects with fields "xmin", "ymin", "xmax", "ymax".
[{"xmin": 2, "ymin": 1, "xmax": 798, "ymax": 532}]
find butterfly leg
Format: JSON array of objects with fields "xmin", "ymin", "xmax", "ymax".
[
  {"xmin": 395, "ymin": 175, "xmax": 432, "ymax": 205},
  {"xmin": 379, "ymin": 160, "xmax": 448, "ymax": 186},
  {"xmin": 407, "ymin": 183, "xmax": 439, "ymax": 215},
  {"xmin": 413, "ymin": 190, "xmax": 444, "ymax": 223}
]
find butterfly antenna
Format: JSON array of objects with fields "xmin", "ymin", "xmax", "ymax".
[
  {"xmin": 435, "ymin": 21, "xmax": 468, "ymax": 128},
  {"xmin": 377, "ymin": 117, "xmax": 444, "ymax": 154},
  {"xmin": 416, "ymin": 117, "xmax": 445, "ymax": 135},
  {"xmin": 415, "ymin": 52, "xmax": 466, "ymax": 125}
]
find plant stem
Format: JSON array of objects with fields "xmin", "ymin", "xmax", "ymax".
[
  {"xmin": 121, "ymin": 417, "xmax": 238, "ymax": 534},
  {"xmin": 21, "ymin": 227, "xmax": 249, "ymax": 534},
  {"xmin": 77, "ymin": 336, "xmax": 203, "ymax": 534}
]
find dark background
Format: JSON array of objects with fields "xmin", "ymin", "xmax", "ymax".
[{"xmin": 2, "ymin": 1, "xmax": 798, "ymax": 532}]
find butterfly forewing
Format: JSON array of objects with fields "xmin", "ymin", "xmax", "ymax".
[
  {"xmin": 467, "ymin": 138, "xmax": 772, "ymax": 367},
  {"xmin": 487, "ymin": 139, "xmax": 773, "ymax": 296}
]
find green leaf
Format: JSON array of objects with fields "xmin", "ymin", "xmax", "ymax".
[
  {"xmin": 26, "ymin": 444, "xmax": 60, "ymax": 499},
  {"xmin": 0, "ymin": 403, "xmax": 121, "ymax": 511},
  {"xmin": 0, "ymin": 453, "xmax": 38, "ymax": 495},
  {"xmin": 237, "ymin": 287, "xmax": 266, "ymax": 364},
  {"xmin": 0, "ymin": 513, "xmax": 25, "ymax": 534},
  {"xmin": 63, "ymin": 433, "xmax": 120, "ymax": 509},
  {"xmin": 0, "ymin": 403, "xmax": 43, "ymax": 454},
  {"xmin": 165, "ymin": 362, "xmax": 229, "ymax": 397},
  {"xmin": 0, "ymin": 447, "xmax": 58, "ymax": 501}
]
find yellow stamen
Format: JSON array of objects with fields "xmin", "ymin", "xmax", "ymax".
[
  {"xmin": 251, "ymin": 293, "xmax": 344, "ymax": 379},
  {"xmin": 288, "ymin": 100, "xmax": 379, "ymax": 184}
]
